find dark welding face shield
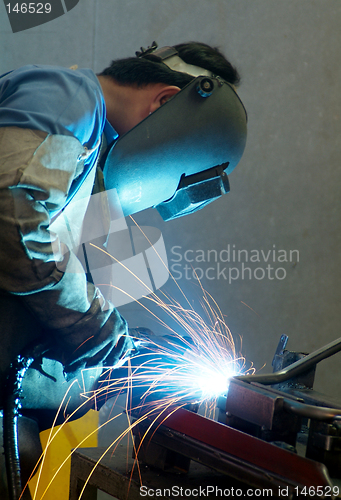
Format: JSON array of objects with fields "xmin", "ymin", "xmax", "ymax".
[{"xmin": 103, "ymin": 44, "xmax": 247, "ymax": 221}]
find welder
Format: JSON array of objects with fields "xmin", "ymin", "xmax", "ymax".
[{"xmin": 0, "ymin": 41, "xmax": 247, "ymax": 498}]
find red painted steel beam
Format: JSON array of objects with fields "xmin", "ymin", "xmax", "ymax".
[{"xmin": 154, "ymin": 407, "xmax": 332, "ymax": 488}]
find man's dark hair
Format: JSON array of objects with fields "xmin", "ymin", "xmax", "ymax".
[
  {"xmin": 99, "ymin": 41, "xmax": 240, "ymax": 89},
  {"xmin": 174, "ymin": 42, "xmax": 240, "ymax": 86}
]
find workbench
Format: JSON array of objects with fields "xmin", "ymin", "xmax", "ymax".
[{"xmin": 69, "ymin": 445, "xmax": 250, "ymax": 500}]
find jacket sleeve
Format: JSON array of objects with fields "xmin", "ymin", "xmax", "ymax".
[{"xmin": 0, "ymin": 126, "xmax": 130, "ymax": 374}]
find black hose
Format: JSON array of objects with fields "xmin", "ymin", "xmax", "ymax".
[{"xmin": 3, "ymin": 354, "xmax": 34, "ymax": 500}]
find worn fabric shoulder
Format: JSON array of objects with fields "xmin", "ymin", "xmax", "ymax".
[{"xmin": 0, "ymin": 65, "xmax": 106, "ymax": 149}]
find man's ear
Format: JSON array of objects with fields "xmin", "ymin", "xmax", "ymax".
[{"xmin": 149, "ymin": 85, "xmax": 181, "ymax": 113}]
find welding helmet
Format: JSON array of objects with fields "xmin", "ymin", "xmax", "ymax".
[{"xmin": 103, "ymin": 42, "xmax": 247, "ymax": 221}]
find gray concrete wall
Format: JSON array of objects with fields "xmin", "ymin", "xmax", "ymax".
[{"xmin": 1, "ymin": 0, "xmax": 341, "ymax": 399}]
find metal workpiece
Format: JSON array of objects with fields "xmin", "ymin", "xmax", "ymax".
[
  {"xmin": 220, "ymin": 336, "xmax": 341, "ymax": 486},
  {"xmin": 234, "ymin": 336, "xmax": 341, "ymax": 387},
  {"xmin": 223, "ymin": 379, "xmax": 302, "ymax": 446},
  {"xmin": 283, "ymin": 399, "xmax": 341, "ymax": 421},
  {"xmin": 224, "ymin": 377, "xmax": 341, "ymax": 428},
  {"xmin": 225, "ymin": 378, "xmax": 301, "ymax": 430},
  {"xmin": 233, "ymin": 335, "xmax": 341, "ymax": 423}
]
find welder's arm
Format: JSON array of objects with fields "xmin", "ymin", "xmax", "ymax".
[{"xmin": 0, "ymin": 127, "xmax": 133, "ymax": 375}]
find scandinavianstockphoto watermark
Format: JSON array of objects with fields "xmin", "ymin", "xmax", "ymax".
[{"xmin": 170, "ymin": 244, "xmax": 299, "ymax": 283}]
